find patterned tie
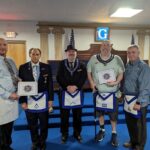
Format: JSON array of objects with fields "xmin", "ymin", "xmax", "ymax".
[
  {"xmin": 69, "ymin": 62, "xmax": 74, "ymax": 70},
  {"xmin": 33, "ymin": 65, "xmax": 39, "ymax": 81},
  {"xmin": 4, "ymin": 58, "xmax": 18, "ymax": 87}
]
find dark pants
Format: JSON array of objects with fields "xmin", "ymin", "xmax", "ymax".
[
  {"xmin": 60, "ymin": 108, "xmax": 82, "ymax": 137},
  {"xmin": 25, "ymin": 111, "xmax": 48, "ymax": 147},
  {"xmin": 0, "ymin": 121, "xmax": 14, "ymax": 150},
  {"xmin": 125, "ymin": 106, "xmax": 147, "ymax": 150}
]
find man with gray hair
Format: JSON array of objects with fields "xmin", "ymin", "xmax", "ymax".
[
  {"xmin": 87, "ymin": 41, "xmax": 124, "ymax": 147},
  {"xmin": 0, "ymin": 38, "xmax": 19, "ymax": 150},
  {"xmin": 123, "ymin": 45, "xmax": 150, "ymax": 150}
]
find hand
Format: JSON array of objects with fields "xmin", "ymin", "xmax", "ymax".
[
  {"xmin": 106, "ymin": 81, "xmax": 118, "ymax": 87},
  {"xmin": 133, "ymin": 103, "xmax": 141, "ymax": 111},
  {"xmin": 21, "ymin": 103, "xmax": 28, "ymax": 110},
  {"xmin": 48, "ymin": 101, "xmax": 53, "ymax": 108},
  {"xmin": 48, "ymin": 101, "xmax": 53, "ymax": 113},
  {"xmin": 9, "ymin": 93, "xmax": 19, "ymax": 100},
  {"xmin": 91, "ymin": 83, "xmax": 97, "ymax": 93},
  {"xmin": 67, "ymin": 85, "xmax": 77, "ymax": 93}
]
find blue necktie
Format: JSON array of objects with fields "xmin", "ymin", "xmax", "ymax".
[{"xmin": 33, "ymin": 65, "xmax": 39, "ymax": 81}]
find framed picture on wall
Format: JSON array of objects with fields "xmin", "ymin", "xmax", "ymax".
[{"xmin": 95, "ymin": 27, "xmax": 110, "ymax": 41}]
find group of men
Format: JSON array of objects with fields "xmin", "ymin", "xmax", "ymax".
[{"xmin": 0, "ymin": 37, "xmax": 150, "ymax": 150}]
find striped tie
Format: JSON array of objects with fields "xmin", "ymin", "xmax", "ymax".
[
  {"xmin": 4, "ymin": 58, "xmax": 18, "ymax": 87},
  {"xmin": 33, "ymin": 65, "xmax": 39, "ymax": 81}
]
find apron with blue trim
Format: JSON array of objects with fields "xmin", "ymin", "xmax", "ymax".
[
  {"xmin": 27, "ymin": 91, "xmax": 48, "ymax": 112},
  {"xmin": 62, "ymin": 90, "xmax": 83, "ymax": 109}
]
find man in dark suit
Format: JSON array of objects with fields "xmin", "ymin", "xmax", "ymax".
[
  {"xmin": 19, "ymin": 48, "xmax": 54, "ymax": 150},
  {"xmin": 57, "ymin": 45, "xmax": 87, "ymax": 144}
]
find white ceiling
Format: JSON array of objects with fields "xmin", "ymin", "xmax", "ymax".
[{"xmin": 0, "ymin": 0, "xmax": 150, "ymax": 25}]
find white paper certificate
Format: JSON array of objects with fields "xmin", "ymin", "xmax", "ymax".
[
  {"xmin": 17, "ymin": 82, "xmax": 38, "ymax": 96},
  {"xmin": 98, "ymin": 69, "xmax": 116, "ymax": 84}
]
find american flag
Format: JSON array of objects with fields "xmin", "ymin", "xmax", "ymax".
[
  {"xmin": 131, "ymin": 34, "xmax": 135, "ymax": 45},
  {"xmin": 69, "ymin": 29, "xmax": 75, "ymax": 48}
]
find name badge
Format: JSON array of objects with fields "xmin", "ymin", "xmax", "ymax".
[
  {"xmin": 124, "ymin": 95, "xmax": 141, "ymax": 118},
  {"xmin": 27, "ymin": 91, "xmax": 48, "ymax": 112},
  {"xmin": 62, "ymin": 90, "xmax": 83, "ymax": 109},
  {"xmin": 94, "ymin": 92, "xmax": 116, "ymax": 112}
]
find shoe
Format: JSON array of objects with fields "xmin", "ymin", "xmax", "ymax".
[
  {"xmin": 133, "ymin": 145, "xmax": 141, "ymax": 150},
  {"xmin": 7, "ymin": 147, "xmax": 13, "ymax": 150},
  {"xmin": 2, "ymin": 146, "xmax": 13, "ymax": 150},
  {"xmin": 74, "ymin": 135, "xmax": 82, "ymax": 143},
  {"xmin": 61, "ymin": 135, "xmax": 67, "ymax": 144},
  {"xmin": 31, "ymin": 144, "xmax": 38, "ymax": 150},
  {"xmin": 123, "ymin": 141, "xmax": 132, "ymax": 148},
  {"xmin": 40, "ymin": 143, "xmax": 46, "ymax": 150},
  {"xmin": 111, "ymin": 133, "xmax": 119, "ymax": 147},
  {"xmin": 95, "ymin": 130, "xmax": 105, "ymax": 142}
]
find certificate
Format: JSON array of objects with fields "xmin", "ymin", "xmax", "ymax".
[
  {"xmin": 17, "ymin": 81, "xmax": 38, "ymax": 96},
  {"xmin": 98, "ymin": 69, "xmax": 116, "ymax": 84}
]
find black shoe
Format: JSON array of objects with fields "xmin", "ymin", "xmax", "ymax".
[
  {"xmin": 61, "ymin": 135, "xmax": 67, "ymax": 144},
  {"xmin": 1, "ymin": 146, "xmax": 13, "ymax": 150},
  {"xmin": 111, "ymin": 133, "xmax": 119, "ymax": 147},
  {"xmin": 7, "ymin": 147, "xmax": 13, "ymax": 150},
  {"xmin": 95, "ymin": 130, "xmax": 105, "ymax": 142},
  {"xmin": 40, "ymin": 143, "xmax": 46, "ymax": 150},
  {"xmin": 31, "ymin": 144, "xmax": 38, "ymax": 150},
  {"xmin": 123, "ymin": 141, "xmax": 132, "ymax": 148},
  {"xmin": 74, "ymin": 135, "xmax": 82, "ymax": 143}
]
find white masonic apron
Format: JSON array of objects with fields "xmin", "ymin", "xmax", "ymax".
[
  {"xmin": 27, "ymin": 91, "xmax": 48, "ymax": 112},
  {"xmin": 62, "ymin": 90, "xmax": 83, "ymax": 109},
  {"xmin": 94, "ymin": 92, "xmax": 116, "ymax": 112},
  {"xmin": 124, "ymin": 95, "xmax": 141, "ymax": 118}
]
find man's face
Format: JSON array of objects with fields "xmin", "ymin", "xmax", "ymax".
[
  {"xmin": 127, "ymin": 47, "xmax": 139, "ymax": 62},
  {"xmin": 100, "ymin": 42, "xmax": 112, "ymax": 56},
  {"xmin": 29, "ymin": 49, "xmax": 41, "ymax": 64},
  {"xmin": 66, "ymin": 49, "xmax": 77, "ymax": 61},
  {"xmin": 0, "ymin": 39, "xmax": 8, "ymax": 57}
]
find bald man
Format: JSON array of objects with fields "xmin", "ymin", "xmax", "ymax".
[
  {"xmin": 87, "ymin": 41, "xmax": 124, "ymax": 147},
  {"xmin": 123, "ymin": 45, "xmax": 150, "ymax": 150},
  {"xmin": 0, "ymin": 38, "xmax": 19, "ymax": 150}
]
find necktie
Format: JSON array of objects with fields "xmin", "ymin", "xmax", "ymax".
[
  {"xmin": 69, "ymin": 62, "xmax": 74, "ymax": 70},
  {"xmin": 4, "ymin": 58, "xmax": 18, "ymax": 87},
  {"xmin": 33, "ymin": 65, "xmax": 39, "ymax": 81}
]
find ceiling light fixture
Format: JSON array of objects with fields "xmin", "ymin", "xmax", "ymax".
[
  {"xmin": 110, "ymin": 8, "xmax": 143, "ymax": 18},
  {"xmin": 4, "ymin": 31, "xmax": 18, "ymax": 38}
]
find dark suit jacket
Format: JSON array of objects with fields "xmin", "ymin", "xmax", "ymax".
[
  {"xmin": 19, "ymin": 61, "xmax": 54, "ymax": 104},
  {"xmin": 56, "ymin": 59, "xmax": 87, "ymax": 90}
]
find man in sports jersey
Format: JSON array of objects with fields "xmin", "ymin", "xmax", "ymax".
[{"xmin": 87, "ymin": 41, "xmax": 124, "ymax": 147}]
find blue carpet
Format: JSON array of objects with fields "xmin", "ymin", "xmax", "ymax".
[
  {"xmin": 12, "ymin": 92, "xmax": 150, "ymax": 149},
  {"xmin": 12, "ymin": 123, "xmax": 150, "ymax": 150},
  {"xmin": 14, "ymin": 92, "xmax": 150, "ymax": 130}
]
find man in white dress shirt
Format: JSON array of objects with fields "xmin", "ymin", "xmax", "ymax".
[{"xmin": 0, "ymin": 38, "xmax": 19, "ymax": 150}]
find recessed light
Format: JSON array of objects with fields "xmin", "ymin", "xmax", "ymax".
[{"xmin": 110, "ymin": 8, "xmax": 143, "ymax": 18}]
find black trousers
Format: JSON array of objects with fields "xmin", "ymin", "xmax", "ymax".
[
  {"xmin": 25, "ymin": 111, "xmax": 48, "ymax": 147},
  {"xmin": 60, "ymin": 108, "xmax": 82, "ymax": 137},
  {"xmin": 0, "ymin": 121, "xmax": 14, "ymax": 149},
  {"xmin": 125, "ymin": 106, "xmax": 147, "ymax": 150}
]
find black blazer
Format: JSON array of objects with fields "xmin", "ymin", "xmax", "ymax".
[
  {"xmin": 56, "ymin": 59, "xmax": 87, "ymax": 90},
  {"xmin": 19, "ymin": 62, "xmax": 54, "ymax": 104}
]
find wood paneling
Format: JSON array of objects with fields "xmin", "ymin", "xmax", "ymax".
[{"xmin": 7, "ymin": 40, "xmax": 26, "ymax": 68}]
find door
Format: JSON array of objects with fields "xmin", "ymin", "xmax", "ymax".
[{"xmin": 7, "ymin": 40, "xmax": 26, "ymax": 68}]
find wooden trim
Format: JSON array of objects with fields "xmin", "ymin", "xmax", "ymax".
[
  {"xmin": 37, "ymin": 22, "xmax": 150, "ymax": 30},
  {"xmin": 7, "ymin": 40, "xmax": 26, "ymax": 44}
]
